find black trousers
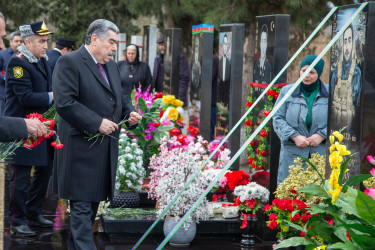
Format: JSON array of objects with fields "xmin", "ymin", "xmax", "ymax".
[
  {"xmin": 68, "ymin": 200, "xmax": 99, "ymax": 250},
  {"xmin": 9, "ymin": 164, "xmax": 52, "ymax": 226}
]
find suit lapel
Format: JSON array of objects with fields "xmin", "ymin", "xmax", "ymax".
[
  {"xmin": 79, "ymin": 46, "xmax": 114, "ymax": 94},
  {"xmin": 104, "ymin": 63, "xmax": 119, "ymax": 98}
]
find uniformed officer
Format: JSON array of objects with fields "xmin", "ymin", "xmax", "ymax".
[
  {"xmin": 4, "ymin": 20, "xmax": 54, "ymax": 236},
  {"xmin": 46, "ymin": 37, "xmax": 75, "ymax": 73}
]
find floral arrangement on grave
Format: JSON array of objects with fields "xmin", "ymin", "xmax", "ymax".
[
  {"xmin": 274, "ymin": 129, "xmax": 375, "ymax": 250},
  {"xmin": 115, "ymin": 129, "xmax": 145, "ymax": 192},
  {"xmin": 365, "ymin": 156, "xmax": 375, "ymax": 192},
  {"xmin": 265, "ymin": 198, "xmax": 311, "ymax": 240},
  {"xmin": 246, "ymin": 82, "xmax": 282, "ymax": 178},
  {"xmin": 126, "ymin": 86, "xmax": 176, "ymax": 169},
  {"xmin": 0, "ymin": 112, "xmax": 62, "ymax": 161},
  {"xmin": 234, "ymin": 182, "xmax": 270, "ymax": 228},
  {"xmin": 147, "ymin": 136, "xmax": 212, "ymax": 228},
  {"xmin": 274, "ymin": 153, "xmax": 325, "ymax": 207}
]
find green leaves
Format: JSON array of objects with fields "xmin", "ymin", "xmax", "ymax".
[
  {"xmin": 342, "ymin": 174, "xmax": 372, "ymax": 193},
  {"xmin": 299, "ymin": 156, "xmax": 325, "ymax": 183},
  {"xmin": 275, "ymin": 237, "xmax": 314, "ymax": 249},
  {"xmin": 298, "ymin": 184, "xmax": 329, "ymax": 198},
  {"xmin": 137, "ymin": 97, "xmax": 148, "ymax": 114}
]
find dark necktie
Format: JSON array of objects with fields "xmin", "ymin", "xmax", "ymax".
[{"xmin": 97, "ymin": 63, "xmax": 109, "ymax": 86}]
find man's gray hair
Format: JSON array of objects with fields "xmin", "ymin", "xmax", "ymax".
[
  {"xmin": 10, "ymin": 31, "xmax": 22, "ymax": 41},
  {"xmin": 85, "ymin": 19, "xmax": 119, "ymax": 45}
]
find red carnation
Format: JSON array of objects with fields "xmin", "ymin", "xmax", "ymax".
[
  {"xmin": 169, "ymin": 127, "xmax": 180, "ymax": 137},
  {"xmin": 286, "ymin": 203, "xmax": 294, "ymax": 213},
  {"xmin": 264, "ymin": 204, "xmax": 271, "ymax": 213},
  {"xmin": 177, "ymin": 134, "xmax": 187, "ymax": 144},
  {"xmin": 259, "ymin": 129, "xmax": 267, "ymax": 137},
  {"xmin": 268, "ymin": 221, "xmax": 278, "ymax": 229},
  {"xmin": 187, "ymin": 125, "xmax": 199, "ymax": 137},
  {"xmin": 301, "ymin": 214, "xmax": 311, "ymax": 223},
  {"xmin": 291, "ymin": 213, "xmax": 300, "ymax": 222},
  {"xmin": 269, "ymin": 213, "xmax": 277, "ymax": 221},
  {"xmin": 246, "ymin": 101, "xmax": 253, "ymax": 108},
  {"xmin": 245, "ymin": 199, "xmax": 257, "ymax": 209},
  {"xmin": 51, "ymin": 140, "xmax": 64, "ymax": 149},
  {"xmin": 247, "ymin": 157, "xmax": 254, "ymax": 164}
]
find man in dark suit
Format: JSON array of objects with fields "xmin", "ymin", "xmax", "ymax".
[
  {"xmin": 0, "ymin": 31, "xmax": 23, "ymax": 114},
  {"xmin": 4, "ymin": 20, "xmax": 55, "ymax": 236},
  {"xmin": 46, "ymin": 37, "xmax": 75, "ymax": 73},
  {"xmin": 53, "ymin": 19, "xmax": 141, "ymax": 249},
  {"xmin": 0, "ymin": 13, "xmax": 48, "ymax": 142},
  {"xmin": 219, "ymin": 33, "xmax": 231, "ymax": 82}
]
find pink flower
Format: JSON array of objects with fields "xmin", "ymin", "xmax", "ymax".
[
  {"xmin": 364, "ymin": 187, "xmax": 375, "ymax": 200},
  {"xmin": 145, "ymin": 134, "xmax": 153, "ymax": 141},
  {"xmin": 162, "ymin": 118, "xmax": 172, "ymax": 126},
  {"xmin": 219, "ymin": 176, "xmax": 227, "ymax": 187},
  {"xmin": 371, "ymin": 168, "xmax": 375, "ymax": 178},
  {"xmin": 367, "ymin": 155, "xmax": 375, "ymax": 165}
]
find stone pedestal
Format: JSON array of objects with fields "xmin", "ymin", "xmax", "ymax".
[
  {"xmin": 328, "ymin": 3, "xmax": 374, "ymax": 179},
  {"xmin": 131, "ymin": 35, "xmax": 143, "ymax": 61},
  {"xmin": 249, "ymin": 15, "xmax": 290, "ymax": 201},
  {"xmin": 189, "ymin": 24, "xmax": 214, "ymax": 140},
  {"xmin": 143, "ymin": 25, "xmax": 157, "ymax": 75},
  {"xmin": 163, "ymin": 28, "xmax": 181, "ymax": 97},
  {"xmin": 116, "ymin": 33, "xmax": 126, "ymax": 62},
  {"xmin": 217, "ymin": 24, "xmax": 245, "ymax": 170}
]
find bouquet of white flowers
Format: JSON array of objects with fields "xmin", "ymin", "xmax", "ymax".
[
  {"xmin": 115, "ymin": 130, "xmax": 146, "ymax": 192},
  {"xmin": 233, "ymin": 182, "xmax": 270, "ymax": 214}
]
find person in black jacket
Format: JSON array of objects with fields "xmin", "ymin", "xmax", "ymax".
[
  {"xmin": 4, "ymin": 20, "xmax": 54, "ymax": 236},
  {"xmin": 118, "ymin": 44, "xmax": 152, "ymax": 94},
  {"xmin": 46, "ymin": 37, "xmax": 75, "ymax": 73}
]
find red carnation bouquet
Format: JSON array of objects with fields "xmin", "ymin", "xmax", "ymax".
[
  {"xmin": 23, "ymin": 113, "xmax": 63, "ymax": 149},
  {"xmin": 224, "ymin": 170, "xmax": 251, "ymax": 191},
  {"xmin": 265, "ymin": 198, "xmax": 311, "ymax": 240}
]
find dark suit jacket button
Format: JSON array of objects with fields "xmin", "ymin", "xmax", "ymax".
[{"xmin": 109, "ymin": 98, "xmax": 113, "ymax": 101}]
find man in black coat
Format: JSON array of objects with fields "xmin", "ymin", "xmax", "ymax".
[
  {"xmin": 4, "ymin": 20, "xmax": 55, "ymax": 236},
  {"xmin": 53, "ymin": 19, "xmax": 141, "ymax": 249},
  {"xmin": 46, "ymin": 37, "xmax": 75, "ymax": 73}
]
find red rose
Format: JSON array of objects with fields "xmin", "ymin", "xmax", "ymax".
[
  {"xmin": 261, "ymin": 150, "xmax": 267, "ymax": 156},
  {"xmin": 256, "ymin": 148, "xmax": 260, "ymax": 154},
  {"xmin": 263, "ymin": 111, "xmax": 270, "ymax": 117},
  {"xmin": 272, "ymin": 199, "xmax": 280, "ymax": 207},
  {"xmin": 187, "ymin": 125, "xmax": 199, "ymax": 137},
  {"xmin": 297, "ymin": 202, "xmax": 308, "ymax": 210},
  {"xmin": 247, "ymin": 157, "xmax": 254, "ymax": 164},
  {"xmin": 259, "ymin": 129, "xmax": 267, "ymax": 137},
  {"xmin": 153, "ymin": 92, "xmax": 163, "ymax": 100},
  {"xmin": 286, "ymin": 203, "xmax": 294, "ymax": 213},
  {"xmin": 291, "ymin": 213, "xmax": 300, "ymax": 222},
  {"xmin": 268, "ymin": 221, "xmax": 278, "ymax": 229},
  {"xmin": 246, "ymin": 101, "xmax": 253, "ymax": 108},
  {"xmin": 245, "ymin": 120, "xmax": 252, "ymax": 127},
  {"xmin": 249, "ymin": 82, "xmax": 254, "ymax": 87},
  {"xmin": 245, "ymin": 199, "xmax": 257, "ymax": 209},
  {"xmin": 269, "ymin": 213, "xmax": 277, "ymax": 221},
  {"xmin": 250, "ymin": 140, "xmax": 255, "ymax": 147},
  {"xmin": 278, "ymin": 200, "xmax": 287, "ymax": 211},
  {"xmin": 301, "ymin": 214, "xmax": 310, "ymax": 223},
  {"xmin": 251, "ymin": 162, "xmax": 256, "ymax": 168},
  {"xmin": 264, "ymin": 204, "xmax": 271, "ymax": 213},
  {"xmin": 274, "ymin": 93, "xmax": 279, "ymax": 99}
]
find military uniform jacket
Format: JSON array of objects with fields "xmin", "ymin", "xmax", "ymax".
[
  {"xmin": 4, "ymin": 44, "xmax": 52, "ymax": 166},
  {"xmin": 53, "ymin": 45, "xmax": 136, "ymax": 202}
]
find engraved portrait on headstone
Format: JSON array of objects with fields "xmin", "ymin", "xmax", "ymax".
[
  {"xmin": 329, "ymin": 6, "xmax": 366, "ymax": 173},
  {"xmin": 191, "ymin": 35, "xmax": 201, "ymax": 90},
  {"xmin": 143, "ymin": 32, "xmax": 148, "ymax": 62},
  {"xmin": 253, "ymin": 24, "xmax": 273, "ymax": 84},
  {"xmin": 219, "ymin": 33, "xmax": 231, "ymax": 82}
]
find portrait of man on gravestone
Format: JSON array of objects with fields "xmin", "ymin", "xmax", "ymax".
[
  {"xmin": 331, "ymin": 23, "xmax": 362, "ymax": 134},
  {"xmin": 253, "ymin": 24, "xmax": 273, "ymax": 84},
  {"xmin": 219, "ymin": 33, "xmax": 231, "ymax": 82},
  {"xmin": 191, "ymin": 35, "xmax": 201, "ymax": 89}
]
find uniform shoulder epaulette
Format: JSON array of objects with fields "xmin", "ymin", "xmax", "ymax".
[{"xmin": 15, "ymin": 52, "xmax": 24, "ymax": 60}]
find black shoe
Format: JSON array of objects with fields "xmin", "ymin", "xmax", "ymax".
[
  {"xmin": 11, "ymin": 224, "xmax": 36, "ymax": 236},
  {"xmin": 28, "ymin": 215, "xmax": 53, "ymax": 228}
]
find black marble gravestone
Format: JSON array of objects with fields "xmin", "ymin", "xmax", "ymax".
[
  {"xmin": 162, "ymin": 28, "xmax": 181, "ymax": 97},
  {"xmin": 249, "ymin": 15, "xmax": 290, "ymax": 201},
  {"xmin": 189, "ymin": 24, "xmax": 214, "ymax": 140},
  {"xmin": 143, "ymin": 25, "xmax": 157, "ymax": 74},
  {"xmin": 328, "ymin": 3, "xmax": 375, "ymax": 181},
  {"xmin": 217, "ymin": 24, "xmax": 244, "ymax": 170}
]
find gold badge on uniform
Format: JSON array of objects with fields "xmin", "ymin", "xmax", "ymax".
[{"xmin": 13, "ymin": 66, "xmax": 23, "ymax": 78}]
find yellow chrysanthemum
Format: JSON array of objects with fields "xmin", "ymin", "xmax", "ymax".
[
  {"xmin": 335, "ymin": 142, "xmax": 351, "ymax": 156},
  {"xmin": 333, "ymin": 131, "xmax": 343, "ymax": 142},
  {"xmin": 329, "ymin": 168, "xmax": 339, "ymax": 189},
  {"xmin": 171, "ymin": 99, "xmax": 184, "ymax": 107},
  {"xmin": 329, "ymin": 151, "xmax": 343, "ymax": 168},
  {"xmin": 163, "ymin": 95, "xmax": 176, "ymax": 105},
  {"xmin": 329, "ymin": 135, "xmax": 335, "ymax": 145},
  {"xmin": 328, "ymin": 185, "xmax": 342, "ymax": 204},
  {"xmin": 329, "ymin": 144, "xmax": 335, "ymax": 153},
  {"xmin": 178, "ymin": 114, "xmax": 184, "ymax": 121},
  {"xmin": 168, "ymin": 108, "xmax": 179, "ymax": 121}
]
